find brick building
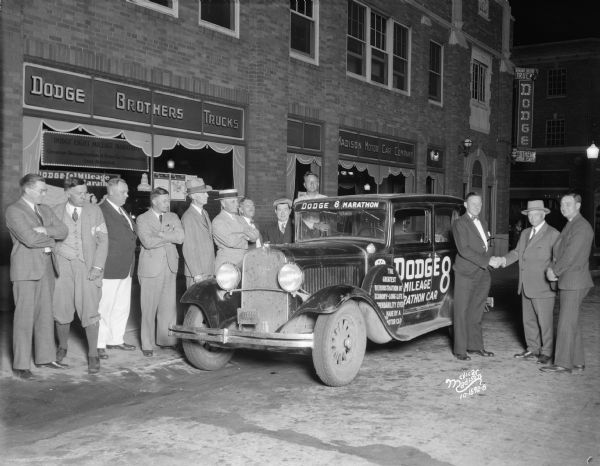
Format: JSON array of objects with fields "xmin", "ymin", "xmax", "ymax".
[
  {"xmin": 511, "ymin": 39, "xmax": 600, "ymax": 264},
  {"xmin": 1, "ymin": 0, "xmax": 515, "ymax": 308}
]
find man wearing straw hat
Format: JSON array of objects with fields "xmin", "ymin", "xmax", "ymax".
[
  {"xmin": 497, "ymin": 200, "xmax": 559, "ymax": 365},
  {"xmin": 212, "ymin": 189, "xmax": 259, "ymax": 270},
  {"xmin": 181, "ymin": 177, "xmax": 215, "ymax": 287},
  {"xmin": 262, "ymin": 197, "xmax": 293, "ymax": 244}
]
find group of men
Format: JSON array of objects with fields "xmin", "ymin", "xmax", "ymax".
[
  {"xmin": 6, "ymin": 171, "xmax": 325, "ymax": 379},
  {"xmin": 452, "ymin": 191, "xmax": 594, "ymax": 374}
]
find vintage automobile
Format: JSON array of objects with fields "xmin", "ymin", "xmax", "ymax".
[{"xmin": 170, "ymin": 194, "xmax": 463, "ymax": 386}]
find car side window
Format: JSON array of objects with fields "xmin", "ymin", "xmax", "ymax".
[
  {"xmin": 434, "ymin": 207, "xmax": 459, "ymax": 243},
  {"xmin": 393, "ymin": 208, "xmax": 428, "ymax": 244}
]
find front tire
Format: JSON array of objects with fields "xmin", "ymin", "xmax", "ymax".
[
  {"xmin": 182, "ymin": 305, "xmax": 234, "ymax": 371},
  {"xmin": 312, "ymin": 301, "xmax": 366, "ymax": 387}
]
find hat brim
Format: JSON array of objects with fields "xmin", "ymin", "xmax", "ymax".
[
  {"xmin": 521, "ymin": 208, "xmax": 550, "ymax": 214},
  {"xmin": 187, "ymin": 187, "xmax": 212, "ymax": 194}
]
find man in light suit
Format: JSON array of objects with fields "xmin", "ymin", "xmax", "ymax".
[
  {"xmin": 212, "ymin": 189, "xmax": 259, "ymax": 270},
  {"xmin": 542, "ymin": 192, "xmax": 594, "ymax": 373},
  {"xmin": 451, "ymin": 192, "xmax": 499, "ymax": 361},
  {"xmin": 137, "ymin": 187, "xmax": 184, "ymax": 357},
  {"xmin": 181, "ymin": 177, "xmax": 215, "ymax": 287},
  {"xmin": 262, "ymin": 198, "xmax": 294, "ymax": 244},
  {"xmin": 5, "ymin": 173, "xmax": 68, "ymax": 380},
  {"xmin": 498, "ymin": 200, "xmax": 559, "ymax": 365},
  {"xmin": 97, "ymin": 177, "xmax": 137, "ymax": 359},
  {"xmin": 52, "ymin": 177, "xmax": 108, "ymax": 374}
]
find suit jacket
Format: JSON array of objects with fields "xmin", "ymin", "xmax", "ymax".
[
  {"xmin": 552, "ymin": 213, "xmax": 594, "ymax": 290},
  {"xmin": 181, "ymin": 205, "xmax": 215, "ymax": 278},
  {"xmin": 504, "ymin": 222, "xmax": 559, "ymax": 298},
  {"xmin": 452, "ymin": 213, "xmax": 493, "ymax": 277},
  {"xmin": 53, "ymin": 202, "xmax": 109, "ymax": 271},
  {"xmin": 5, "ymin": 198, "xmax": 68, "ymax": 281},
  {"xmin": 262, "ymin": 219, "xmax": 293, "ymax": 244},
  {"xmin": 100, "ymin": 200, "xmax": 137, "ymax": 279},
  {"xmin": 137, "ymin": 209, "xmax": 184, "ymax": 277},
  {"xmin": 212, "ymin": 210, "xmax": 259, "ymax": 269}
]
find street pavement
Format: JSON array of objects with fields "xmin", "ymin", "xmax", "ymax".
[{"xmin": 0, "ymin": 265, "xmax": 598, "ymax": 465}]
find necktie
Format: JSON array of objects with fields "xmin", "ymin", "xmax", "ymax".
[
  {"xmin": 471, "ymin": 215, "xmax": 479, "ymax": 221},
  {"xmin": 280, "ymin": 222, "xmax": 285, "ymax": 234},
  {"xmin": 529, "ymin": 228, "xmax": 536, "ymax": 240},
  {"xmin": 120, "ymin": 208, "xmax": 132, "ymax": 229},
  {"xmin": 34, "ymin": 205, "xmax": 43, "ymax": 224},
  {"xmin": 159, "ymin": 214, "xmax": 163, "ymax": 224},
  {"xmin": 72, "ymin": 208, "xmax": 79, "ymax": 222}
]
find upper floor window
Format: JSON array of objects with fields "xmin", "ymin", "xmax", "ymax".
[
  {"xmin": 290, "ymin": 0, "xmax": 319, "ymax": 63},
  {"xmin": 546, "ymin": 118, "xmax": 565, "ymax": 146},
  {"xmin": 428, "ymin": 41, "xmax": 442, "ymax": 102},
  {"xmin": 347, "ymin": 0, "xmax": 410, "ymax": 92},
  {"xmin": 199, "ymin": 0, "xmax": 239, "ymax": 38},
  {"xmin": 547, "ymin": 68, "xmax": 567, "ymax": 97},
  {"xmin": 127, "ymin": 0, "xmax": 178, "ymax": 17},
  {"xmin": 471, "ymin": 59, "xmax": 487, "ymax": 103}
]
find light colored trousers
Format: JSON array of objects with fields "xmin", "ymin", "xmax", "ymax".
[
  {"xmin": 98, "ymin": 276, "xmax": 132, "ymax": 348},
  {"xmin": 139, "ymin": 269, "xmax": 177, "ymax": 351}
]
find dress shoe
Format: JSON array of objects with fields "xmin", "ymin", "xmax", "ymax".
[
  {"xmin": 142, "ymin": 350, "xmax": 153, "ymax": 357},
  {"xmin": 467, "ymin": 349, "xmax": 494, "ymax": 357},
  {"xmin": 36, "ymin": 361, "xmax": 68, "ymax": 369},
  {"xmin": 88, "ymin": 356, "xmax": 100, "ymax": 374},
  {"xmin": 514, "ymin": 350, "xmax": 537, "ymax": 359},
  {"xmin": 572, "ymin": 364, "xmax": 585, "ymax": 372},
  {"xmin": 536, "ymin": 354, "xmax": 552, "ymax": 365},
  {"xmin": 540, "ymin": 365, "xmax": 571, "ymax": 373},
  {"xmin": 97, "ymin": 348, "xmax": 108, "ymax": 360},
  {"xmin": 13, "ymin": 369, "xmax": 34, "ymax": 380},
  {"xmin": 56, "ymin": 347, "xmax": 67, "ymax": 363},
  {"xmin": 107, "ymin": 343, "xmax": 136, "ymax": 351},
  {"xmin": 455, "ymin": 353, "xmax": 471, "ymax": 361}
]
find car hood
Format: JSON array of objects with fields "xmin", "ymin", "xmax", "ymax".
[{"xmin": 269, "ymin": 240, "xmax": 374, "ymax": 266}]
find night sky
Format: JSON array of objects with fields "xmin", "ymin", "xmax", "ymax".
[{"xmin": 510, "ymin": 0, "xmax": 600, "ymax": 46}]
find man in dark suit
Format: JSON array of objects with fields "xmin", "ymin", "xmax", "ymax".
[
  {"xmin": 5, "ymin": 173, "xmax": 68, "ymax": 379},
  {"xmin": 262, "ymin": 198, "xmax": 293, "ymax": 244},
  {"xmin": 52, "ymin": 177, "xmax": 108, "ymax": 374},
  {"xmin": 499, "ymin": 200, "xmax": 560, "ymax": 365},
  {"xmin": 451, "ymin": 192, "xmax": 499, "ymax": 361},
  {"xmin": 137, "ymin": 187, "xmax": 184, "ymax": 357},
  {"xmin": 542, "ymin": 192, "xmax": 594, "ymax": 373},
  {"xmin": 181, "ymin": 177, "xmax": 215, "ymax": 287},
  {"xmin": 97, "ymin": 177, "xmax": 137, "ymax": 359}
]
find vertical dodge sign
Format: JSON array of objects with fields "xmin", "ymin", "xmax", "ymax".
[{"xmin": 515, "ymin": 68, "xmax": 536, "ymax": 148}]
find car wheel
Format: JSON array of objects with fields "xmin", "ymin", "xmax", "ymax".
[
  {"xmin": 312, "ymin": 301, "xmax": 366, "ymax": 387},
  {"xmin": 182, "ymin": 304, "xmax": 234, "ymax": 371}
]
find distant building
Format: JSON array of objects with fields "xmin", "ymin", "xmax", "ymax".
[
  {"xmin": 511, "ymin": 39, "xmax": 600, "ymax": 265},
  {"xmin": 1, "ymin": 0, "xmax": 515, "ymax": 306}
]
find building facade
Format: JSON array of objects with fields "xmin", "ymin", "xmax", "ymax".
[
  {"xmin": 1, "ymin": 0, "xmax": 515, "ymax": 307},
  {"xmin": 511, "ymin": 39, "xmax": 600, "ymax": 264}
]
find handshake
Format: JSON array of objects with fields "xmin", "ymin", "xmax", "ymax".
[{"xmin": 488, "ymin": 256, "xmax": 506, "ymax": 269}]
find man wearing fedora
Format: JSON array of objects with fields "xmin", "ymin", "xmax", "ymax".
[
  {"xmin": 262, "ymin": 197, "xmax": 294, "ymax": 244},
  {"xmin": 498, "ymin": 200, "xmax": 559, "ymax": 365},
  {"xmin": 212, "ymin": 189, "xmax": 259, "ymax": 270},
  {"xmin": 181, "ymin": 177, "xmax": 215, "ymax": 287},
  {"xmin": 542, "ymin": 192, "xmax": 594, "ymax": 374}
]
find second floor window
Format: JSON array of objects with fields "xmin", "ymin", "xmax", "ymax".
[
  {"xmin": 290, "ymin": 0, "xmax": 318, "ymax": 61},
  {"xmin": 546, "ymin": 119, "xmax": 565, "ymax": 146},
  {"xmin": 471, "ymin": 59, "xmax": 487, "ymax": 103},
  {"xmin": 547, "ymin": 68, "xmax": 567, "ymax": 97},
  {"xmin": 199, "ymin": 0, "xmax": 238, "ymax": 37},
  {"xmin": 428, "ymin": 41, "xmax": 442, "ymax": 102},
  {"xmin": 347, "ymin": 0, "xmax": 410, "ymax": 92},
  {"xmin": 127, "ymin": 0, "xmax": 178, "ymax": 17}
]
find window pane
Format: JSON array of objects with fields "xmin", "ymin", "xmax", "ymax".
[
  {"xmin": 304, "ymin": 123, "xmax": 321, "ymax": 150},
  {"xmin": 429, "ymin": 42, "xmax": 442, "ymax": 101},
  {"xmin": 394, "ymin": 209, "xmax": 427, "ymax": 244},
  {"xmin": 435, "ymin": 207, "xmax": 458, "ymax": 243},
  {"xmin": 393, "ymin": 23, "xmax": 408, "ymax": 91},
  {"xmin": 347, "ymin": 0, "xmax": 365, "ymax": 40},
  {"xmin": 547, "ymin": 68, "xmax": 567, "ymax": 97},
  {"xmin": 287, "ymin": 120, "xmax": 303, "ymax": 148},
  {"xmin": 291, "ymin": 13, "xmax": 313, "ymax": 55},
  {"xmin": 347, "ymin": 37, "xmax": 365, "ymax": 75},
  {"xmin": 201, "ymin": 0, "xmax": 233, "ymax": 29}
]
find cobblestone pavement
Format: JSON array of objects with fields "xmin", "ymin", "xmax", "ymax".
[{"xmin": 0, "ymin": 266, "xmax": 598, "ymax": 466}]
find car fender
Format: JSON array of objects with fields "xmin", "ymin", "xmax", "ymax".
[{"xmin": 179, "ymin": 278, "xmax": 240, "ymax": 329}]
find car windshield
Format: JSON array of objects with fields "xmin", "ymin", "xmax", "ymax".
[{"xmin": 295, "ymin": 199, "xmax": 387, "ymax": 242}]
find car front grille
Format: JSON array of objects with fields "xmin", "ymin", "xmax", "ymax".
[{"xmin": 302, "ymin": 265, "xmax": 361, "ymax": 294}]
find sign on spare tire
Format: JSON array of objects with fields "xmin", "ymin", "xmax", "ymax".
[{"xmin": 363, "ymin": 265, "xmax": 404, "ymax": 329}]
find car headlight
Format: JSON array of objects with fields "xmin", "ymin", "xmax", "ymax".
[
  {"xmin": 216, "ymin": 263, "xmax": 241, "ymax": 291},
  {"xmin": 277, "ymin": 263, "xmax": 304, "ymax": 293}
]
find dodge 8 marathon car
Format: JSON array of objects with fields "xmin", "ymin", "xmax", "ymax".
[{"xmin": 170, "ymin": 194, "xmax": 463, "ymax": 386}]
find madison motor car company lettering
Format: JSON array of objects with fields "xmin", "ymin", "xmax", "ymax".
[{"xmin": 23, "ymin": 63, "xmax": 244, "ymax": 139}]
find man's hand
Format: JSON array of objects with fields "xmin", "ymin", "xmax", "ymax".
[
  {"xmin": 88, "ymin": 267, "xmax": 103, "ymax": 281},
  {"xmin": 546, "ymin": 268, "xmax": 558, "ymax": 282},
  {"xmin": 33, "ymin": 226, "xmax": 47, "ymax": 234}
]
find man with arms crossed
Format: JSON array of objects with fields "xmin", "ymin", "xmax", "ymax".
[
  {"xmin": 6, "ymin": 174, "xmax": 68, "ymax": 379},
  {"xmin": 97, "ymin": 177, "xmax": 137, "ymax": 359},
  {"xmin": 498, "ymin": 200, "xmax": 559, "ymax": 365}
]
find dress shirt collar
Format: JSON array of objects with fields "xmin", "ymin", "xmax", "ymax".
[
  {"xmin": 22, "ymin": 198, "xmax": 36, "ymax": 211},
  {"xmin": 106, "ymin": 198, "xmax": 122, "ymax": 213},
  {"xmin": 191, "ymin": 204, "xmax": 204, "ymax": 216}
]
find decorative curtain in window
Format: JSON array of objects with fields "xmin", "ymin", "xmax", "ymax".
[
  {"xmin": 23, "ymin": 116, "xmax": 246, "ymax": 193},
  {"xmin": 287, "ymin": 153, "xmax": 322, "ymax": 199},
  {"xmin": 338, "ymin": 159, "xmax": 414, "ymax": 192}
]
